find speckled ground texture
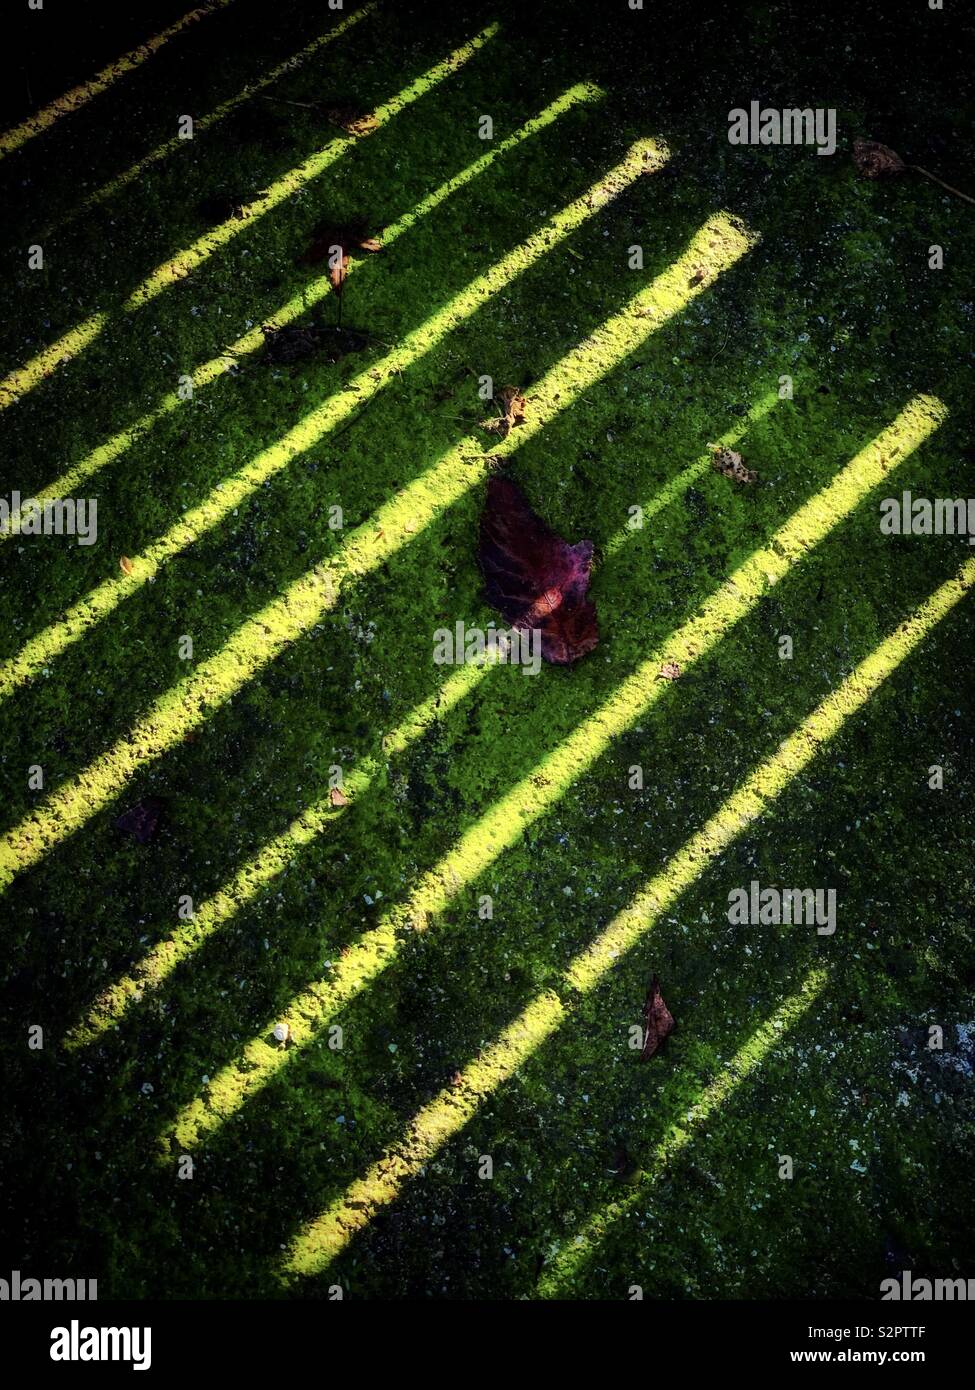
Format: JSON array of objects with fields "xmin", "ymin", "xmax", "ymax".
[{"xmin": 1, "ymin": 0, "xmax": 973, "ymax": 1299}]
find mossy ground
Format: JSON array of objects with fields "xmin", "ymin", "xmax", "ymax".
[{"xmin": 1, "ymin": 0, "xmax": 973, "ymax": 1299}]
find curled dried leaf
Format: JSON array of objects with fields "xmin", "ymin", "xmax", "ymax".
[
  {"xmin": 480, "ymin": 385, "xmax": 527, "ymax": 440},
  {"xmin": 197, "ymin": 192, "xmax": 254, "ymax": 223},
  {"xmin": 329, "ymin": 787, "xmax": 349, "ymax": 807},
  {"xmin": 119, "ymin": 555, "xmax": 135, "ymax": 575},
  {"xmin": 325, "ymin": 106, "xmax": 379, "ymax": 137},
  {"xmin": 329, "ymin": 252, "xmax": 348, "ymax": 295},
  {"xmin": 658, "ymin": 661, "xmax": 682, "ymax": 681},
  {"xmin": 710, "ymin": 444, "xmax": 757, "ymax": 485},
  {"xmin": 852, "ymin": 138, "xmax": 907, "ymax": 179},
  {"xmin": 640, "ymin": 976, "xmax": 675, "ymax": 1061},
  {"xmin": 301, "ymin": 219, "xmax": 382, "ymax": 279}
]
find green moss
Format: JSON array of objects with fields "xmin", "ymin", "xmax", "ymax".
[{"xmin": 1, "ymin": 0, "xmax": 973, "ymax": 1300}]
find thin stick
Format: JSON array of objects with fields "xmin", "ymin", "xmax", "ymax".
[
  {"xmin": 259, "ymin": 94, "xmax": 320, "ymax": 112},
  {"xmin": 910, "ymin": 165, "xmax": 975, "ymax": 207},
  {"xmin": 330, "ymin": 389, "xmax": 382, "ymax": 441}
]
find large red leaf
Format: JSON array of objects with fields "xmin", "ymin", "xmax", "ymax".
[{"xmin": 477, "ymin": 476, "xmax": 598, "ymax": 665}]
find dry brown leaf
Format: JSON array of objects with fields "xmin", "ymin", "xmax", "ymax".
[
  {"xmin": 710, "ymin": 444, "xmax": 757, "ymax": 485},
  {"xmin": 325, "ymin": 106, "xmax": 379, "ymax": 137},
  {"xmin": 640, "ymin": 976, "xmax": 675, "ymax": 1060},
  {"xmin": 119, "ymin": 556, "xmax": 134, "ymax": 575},
  {"xmin": 329, "ymin": 787, "xmax": 349, "ymax": 807},
  {"xmin": 852, "ymin": 138, "xmax": 975, "ymax": 205},
  {"xmin": 658, "ymin": 661, "xmax": 682, "ymax": 681},
  {"xmin": 300, "ymin": 219, "xmax": 382, "ymax": 298},
  {"xmin": 480, "ymin": 385, "xmax": 527, "ymax": 440},
  {"xmin": 330, "ymin": 254, "xmax": 348, "ymax": 295},
  {"xmin": 196, "ymin": 191, "xmax": 262, "ymax": 223},
  {"xmin": 852, "ymin": 138, "xmax": 907, "ymax": 179}
]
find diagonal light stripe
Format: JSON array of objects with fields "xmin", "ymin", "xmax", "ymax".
[
  {"xmin": 0, "ymin": 136, "xmax": 662, "ymax": 695},
  {"xmin": 603, "ymin": 387, "xmax": 781, "ymax": 559},
  {"xmin": 0, "ymin": 312, "xmax": 112, "ymax": 412},
  {"xmin": 67, "ymin": 393, "xmax": 778, "ymax": 1048},
  {"xmin": 0, "ymin": 138, "xmax": 662, "ymax": 692},
  {"xmin": 0, "ymin": 0, "xmax": 237, "ymax": 161},
  {"xmin": 0, "ymin": 202, "xmax": 744, "ymax": 898},
  {"xmin": 0, "ymin": 24, "xmax": 498, "ymax": 410},
  {"xmin": 66, "ymin": 659, "xmax": 487, "ymax": 1047},
  {"xmin": 281, "ymin": 552, "xmax": 974, "ymax": 1278},
  {"xmin": 2, "ymin": 82, "xmax": 599, "ymax": 541},
  {"xmin": 287, "ymin": 971, "xmax": 827, "ymax": 1283},
  {"xmin": 534, "ymin": 970, "xmax": 827, "ymax": 1297},
  {"xmin": 50, "ymin": 1, "xmax": 379, "ymax": 229},
  {"xmin": 160, "ymin": 393, "xmax": 944, "ymax": 1154}
]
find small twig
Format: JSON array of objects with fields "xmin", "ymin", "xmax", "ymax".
[
  {"xmin": 709, "ymin": 327, "xmax": 733, "ymax": 363},
  {"xmin": 331, "ymin": 390, "xmax": 382, "ymax": 440},
  {"xmin": 259, "ymin": 94, "xmax": 321, "ymax": 112},
  {"xmin": 909, "ymin": 165, "xmax": 975, "ymax": 207}
]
